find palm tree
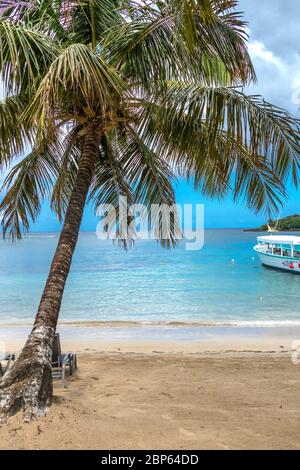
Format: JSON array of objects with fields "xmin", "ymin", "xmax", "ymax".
[{"xmin": 0, "ymin": 0, "xmax": 300, "ymax": 422}]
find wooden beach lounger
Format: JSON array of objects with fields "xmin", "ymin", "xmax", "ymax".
[
  {"xmin": 0, "ymin": 353, "xmax": 15, "ymax": 378},
  {"xmin": 52, "ymin": 333, "xmax": 77, "ymax": 388}
]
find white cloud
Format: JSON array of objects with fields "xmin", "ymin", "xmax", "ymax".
[
  {"xmin": 244, "ymin": 37, "xmax": 300, "ymax": 114},
  {"xmin": 291, "ymin": 78, "xmax": 300, "ymax": 105},
  {"xmin": 239, "ymin": 1, "xmax": 300, "ymax": 114},
  {"xmin": 248, "ymin": 41, "xmax": 286, "ymax": 72}
]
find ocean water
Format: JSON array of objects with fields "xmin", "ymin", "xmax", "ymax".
[{"xmin": 1, "ymin": 229, "xmax": 300, "ymax": 325}]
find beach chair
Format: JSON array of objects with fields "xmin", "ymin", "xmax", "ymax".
[
  {"xmin": 52, "ymin": 333, "xmax": 77, "ymax": 387},
  {"xmin": 0, "ymin": 353, "xmax": 15, "ymax": 378}
]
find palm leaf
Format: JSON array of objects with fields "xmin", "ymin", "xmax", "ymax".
[
  {"xmin": 106, "ymin": 0, "xmax": 255, "ymax": 88},
  {"xmin": 144, "ymin": 83, "xmax": 300, "ymax": 186},
  {"xmin": 0, "ymin": 94, "xmax": 34, "ymax": 167},
  {"xmin": 135, "ymin": 90, "xmax": 292, "ymax": 214},
  {"xmin": 90, "ymin": 133, "xmax": 136, "ymax": 246},
  {"xmin": 69, "ymin": 0, "xmax": 121, "ymax": 48},
  {"xmin": 25, "ymin": 43, "xmax": 125, "ymax": 136},
  {"xmin": 171, "ymin": 0, "xmax": 255, "ymax": 83},
  {"xmin": 0, "ymin": 139, "xmax": 60, "ymax": 239},
  {"xmin": 0, "ymin": 1, "xmax": 68, "ymax": 40},
  {"xmin": 0, "ymin": 18, "xmax": 59, "ymax": 94},
  {"xmin": 111, "ymin": 126, "xmax": 181, "ymax": 247},
  {"xmin": 50, "ymin": 124, "xmax": 82, "ymax": 221}
]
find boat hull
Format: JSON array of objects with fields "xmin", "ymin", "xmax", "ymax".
[{"xmin": 255, "ymin": 250, "xmax": 300, "ymax": 273}]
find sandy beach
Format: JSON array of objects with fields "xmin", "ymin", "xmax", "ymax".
[{"xmin": 1, "ymin": 325, "xmax": 300, "ymax": 450}]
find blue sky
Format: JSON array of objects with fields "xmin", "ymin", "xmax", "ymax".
[{"xmin": 2, "ymin": 0, "xmax": 300, "ymax": 231}]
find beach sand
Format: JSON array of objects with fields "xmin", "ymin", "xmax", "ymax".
[{"xmin": 1, "ymin": 343, "xmax": 300, "ymax": 449}]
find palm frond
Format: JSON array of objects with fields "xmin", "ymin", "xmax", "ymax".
[
  {"xmin": 145, "ymin": 82, "xmax": 300, "ymax": 183},
  {"xmin": 106, "ymin": 0, "xmax": 254, "ymax": 88},
  {"xmin": 90, "ymin": 133, "xmax": 136, "ymax": 247},
  {"xmin": 0, "ymin": 1, "xmax": 35, "ymax": 19},
  {"xmin": 0, "ymin": 1, "xmax": 68, "ymax": 40},
  {"xmin": 110, "ymin": 126, "xmax": 181, "ymax": 247},
  {"xmin": 233, "ymin": 153, "xmax": 286, "ymax": 215},
  {"xmin": 0, "ymin": 18, "xmax": 59, "ymax": 94},
  {"xmin": 171, "ymin": 0, "xmax": 255, "ymax": 83},
  {"xmin": 25, "ymin": 43, "xmax": 125, "ymax": 135},
  {"xmin": 69, "ymin": 0, "xmax": 121, "ymax": 48},
  {"xmin": 0, "ymin": 94, "xmax": 34, "ymax": 167},
  {"xmin": 135, "ymin": 87, "xmax": 294, "ymax": 215},
  {"xmin": 127, "ymin": 127, "xmax": 181, "ymax": 247},
  {"xmin": 0, "ymin": 139, "xmax": 60, "ymax": 239},
  {"xmin": 50, "ymin": 124, "xmax": 82, "ymax": 221},
  {"xmin": 105, "ymin": 10, "xmax": 192, "ymax": 86}
]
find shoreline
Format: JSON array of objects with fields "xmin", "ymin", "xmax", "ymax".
[
  {"xmin": 1, "ymin": 322, "xmax": 300, "ymax": 356},
  {"xmin": 1, "ymin": 319, "xmax": 300, "ymax": 327}
]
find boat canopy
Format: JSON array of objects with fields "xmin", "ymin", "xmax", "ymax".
[{"xmin": 257, "ymin": 235, "xmax": 300, "ymax": 246}]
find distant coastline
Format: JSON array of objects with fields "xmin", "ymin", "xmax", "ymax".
[
  {"xmin": 244, "ymin": 228, "xmax": 300, "ymax": 232},
  {"xmin": 244, "ymin": 214, "xmax": 300, "ymax": 232}
]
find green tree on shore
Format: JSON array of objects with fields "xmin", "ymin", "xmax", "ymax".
[{"xmin": 0, "ymin": 0, "xmax": 300, "ymax": 421}]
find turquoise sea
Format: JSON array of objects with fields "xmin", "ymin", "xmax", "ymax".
[{"xmin": 1, "ymin": 229, "xmax": 300, "ymax": 326}]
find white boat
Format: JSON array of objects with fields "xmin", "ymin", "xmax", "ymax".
[{"xmin": 254, "ymin": 235, "xmax": 300, "ymax": 273}]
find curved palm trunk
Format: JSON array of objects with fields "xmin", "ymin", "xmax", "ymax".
[{"xmin": 0, "ymin": 124, "xmax": 100, "ymax": 422}]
